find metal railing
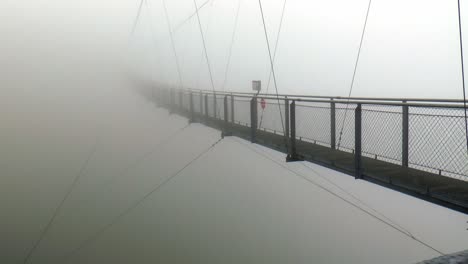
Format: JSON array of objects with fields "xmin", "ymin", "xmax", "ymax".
[{"xmin": 157, "ymin": 87, "xmax": 468, "ymax": 181}]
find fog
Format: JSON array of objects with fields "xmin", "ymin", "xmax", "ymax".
[
  {"xmin": 129, "ymin": 0, "xmax": 467, "ymax": 99},
  {"xmin": 1, "ymin": 0, "xmax": 468, "ymax": 263}
]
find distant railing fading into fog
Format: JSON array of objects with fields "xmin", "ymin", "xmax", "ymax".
[{"xmin": 156, "ymin": 87, "xmax": 468, "ymax": 181}]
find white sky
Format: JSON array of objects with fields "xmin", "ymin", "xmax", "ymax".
[
  {"xmin": 2, "ymin": 0, "xmax": 468, "ymax": 99},
  {"xmin": 130, "ymin": 0, "xmax": 468, "ymax": 99}
]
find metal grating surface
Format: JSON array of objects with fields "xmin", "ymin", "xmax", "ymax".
[{"xmin": 416, "ymin": 249, "xmax": 468, "ymax": 264}]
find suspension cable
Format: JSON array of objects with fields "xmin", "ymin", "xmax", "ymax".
[
  {"xmin": 145, "ymin": 0, "xmax": 166, "ymax": 82},
  {"xmin": 258, "ymin": 0, "xmax": 288, "ymax": 150},
  {"xmin": 337, "ymin": 0, "xmax": 372, "ymax": 150},
  {"xmin": 21, "ymin": 137, "xmax": 101, "ymax": 264},
  {"xmin": 221, "ymin": 0, "xmax": 242, "ymax": 92},
  {"xmin": 232, "ymin": 137, "xmax": 445, "ymax": 256},
  {"xmin": 215, "ymin": 0, "xmax": 240, "ymax": 118},
  {"xmin": 172, "ymin": 0, "xmax": 212, "ymax": 33},
  {"xmin": 93, "ymin": 124, "xmax": 191, "ymax": 196},
  {"xmin": 129, "ymin": 0, "xmax": 146, "ymax": 38},
  {"xmin": 21, "ymin": 121, "xmax": 189, "ymax": 263},
  {"xmin": 60, "ymin": 138, "xmax": 223, "ymax": 262},
  {"xmin": 195, "ymin": 0, "xmax": 216, "ymax": 92},
  {"xmin": 299, "ymin": 162, "xmax": 414, "ymax": 238},
  {"xmin": 162, "ymin": 0, "xmax": 184, "ymax": 90},
  {"xmin": 193, "ymin": 0, "xmax": 216, "ymax": 93},
  {"xmin": 457, "ymin": 0, "xmax": 468, "ymax": 154},
  {"xmin": 259, "ymin": 0, "xmax": 288, "ymax": 128}
]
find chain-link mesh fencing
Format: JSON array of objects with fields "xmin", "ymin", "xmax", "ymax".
[
  {"xmin": 361, "ymin": 105, "xmax": 402, "ymax": 165},
  {"xmin": 409, "ymin": 107, "xmax": 468, "ymax": 179},
  {"xmin": 182, "ymin": 92, "xmax": 190, "ymax": 112},
  {"xmin": 193, "ymin": 93, "xmax": 202, "ymax": 114},
  {"xmin": 335, "ymin": 103, "xmax": 356, "ymax": 153},
  {"xmin": 206, "ymin": 94, "xmax": 215, "ymax": 118},
  {"xmin": 233, "ymin": 98, "xmax": 251, "ymax": 127},
  {"xmin": 215, "ymin": 95, "xmax": 224, "ymax": 120},
  {"xmin": 295, "ymin": 102, "xmax": 331, "ymax": 147},
  {"xmin": 258, "ymin": 98, "xmax": 286, "ymax": 135},
  {"xmin": 160, "ymin": 89, "xmax": 468, "ymax": 181}
]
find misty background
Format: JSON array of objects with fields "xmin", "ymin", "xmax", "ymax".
[
  {"xmin": 2, "ymin": 0, "xmax": 467, "ymax": 98},
  {"xmin": 128, "ymin": 0, "xmax": 467, "ymax": 99},
  {"xmin": 1, "ymin": 0, "xmax": 468, "ymax": 263}
]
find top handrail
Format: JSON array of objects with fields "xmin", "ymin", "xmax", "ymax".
[
  {"xmin": 165, "ymin": 87, "xmax": 468, "ymax": 109},
  {"xmin": 181, "ymin": 88, "xmax": 467, "ymax": 104}
]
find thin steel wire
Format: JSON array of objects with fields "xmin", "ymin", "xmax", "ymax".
[
  {"xmin": 300, "ymin": 162, "xmax": 413, "ymax": 237},
  {"xmin": 21, "ymin": 136, "xmax": 101, "ymax": 264},
  {"xmin": 60, "ymin": 138, "xmax": 223, "ymax": 262},
  {"xmin": 258, "ymin": 0, "xmax": 288, "ymax": 151},
  {"xmin": 162, "ymin": 0, "xmax": 184, "ymax": 89},
  {"xmin": 232, "ymin": 137, "xmax": 445, "ymax": 256},
  {"xmin": 337, "ymin": 0, "xmax": 373, "ymax": 149},
  {"xmin": 193, "ymin": 0, "xmax": 216, "ymax": 93},
  {"xmin": 259, "ymin": 0, "xmax": 288, "ymax": 128},
  {"xmin": 221, "ymin": 0, "xmax": 242, "ymax": 92},
  {"xmin": 129, "ymin": 0, "xmax": 146, "ymax": 38},
  {"xmin": 457, "ymin": 0, "xmax": 468, "ymax": 155},
  {"xmin": 195, "ymin": 0, "xmax": 216, "ymax": 91},
  {"xmin": 172, "ymin": 0, "xmax": 212, "ymax": 33},
  {"xmin": 145, "ymin": 0, "xmax": 166, "ymax": 81}
]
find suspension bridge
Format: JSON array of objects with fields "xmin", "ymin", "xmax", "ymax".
[
  {"xmin": 130, "ymin": 2, "xmax": 468, "ymax": 262},
  {"xmin": 12, "ymin": 0, "xmax": 468, "ymax": 263},
  {"xmin": 130, "ymin": 0, "xmax": 468, "ymax": 215},
  {"xmin": 137, "ymin": 85, "xmax": 468, "ymax": 214}
]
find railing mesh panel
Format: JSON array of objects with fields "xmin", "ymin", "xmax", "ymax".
[
  {"xmin": 296, "ymin": 102, "xmax": 331, "ymax": 146},
  {"xmin": 207, "ymin": 95, "xmax": 215, "ymax": 118},
  {"xmin": 159, "ymin": 89, "xmax": 468, "ymax": 181},
  {"xmin": 336, "ymin": 103, "xmax": 356, "ymax": 153},
  {"xmin": 182, "ymin": 92, "xmax": 190, "ymax": 111},
  {"xmin": 215, "ymin": 95, "xmax": 224, "ymax": 120},
  {"xmin": 409, "ymin": 107, "xmax": 468, "ymax": 179},
  {"xmin": 193, "ymin": 93, "xmax": 202, "ymax": 114},
  {"xmin": 361, "ymin": 105, "xmax": 402, "ymax": 164},
  {"xmin": 258, "ymin": 98, "xmax": 286, "ymax": 135},
  {"xmin": 233, "ymin": 98, "xmax": 251, "ymax": 127}
]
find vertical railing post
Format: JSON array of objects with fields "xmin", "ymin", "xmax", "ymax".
[
  {"xmin": 224, "ymin": 96, "xmax": 228, "ymax": 123},
  {"xmin": 213, "ymin": 93, "xmax": 217, "ymax": 119},
  {"xmin": 178, "ymin": 90, "xmax": 183, "ymax": 110},
  {"xmin": 250, "ymin": 96, "xmax": 258, "ymax": 142},
  {"xmin": 286, "ymin": 100, "xmax": 301, "ymax": 161},
  {"xmin": 231, "ymin": 94, "xmax": 235, "ymax": 123},
  {"xmin": 189, "ymin": 92, "xmax": 194, "ymax": 122},
  {"xmin": 205, "ymin": 94, "xmax": 209, "ymax": 120},
  {"xmin": 222, "ymin": 95, "xmax": 230, "ymax": 137},
  {"xmin": 402, "ymin": 101, "xmax": 409, "ymax": 167},
  {"xmin": 331, "ymin": 99, "xmax": 336, "ymax": 149},
  {"xmin": 355, "ymin": 103, "xmax": 362, "ymax": 179},
  {"xmin": 200, "ymin": 91, "xmax": 203, "ymax": 115},
  {"xmin": 285, "ymin": 97, "xmax": 290, "ymax": 140}
]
